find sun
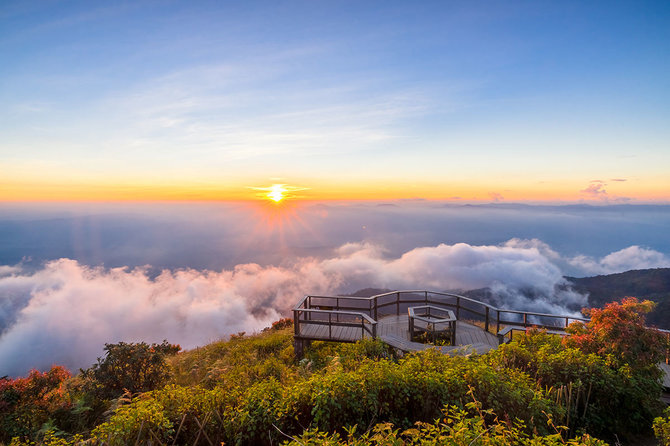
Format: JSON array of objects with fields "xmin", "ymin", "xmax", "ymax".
[
  {"xmin": 248, "ymin": 183, "xmax": 309, "ymax": 203},
  {"xmin": 267, "ymin": 184, "xmax": 287, "ymax": 202}
]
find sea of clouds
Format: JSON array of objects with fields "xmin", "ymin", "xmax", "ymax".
[{"xmin": 1, "ymin": 237, "xmax": 668, "ymax": 376}]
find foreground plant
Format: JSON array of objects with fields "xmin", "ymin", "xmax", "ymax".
[{"xmin": 284, "ymin": 404, "xmax": 607, "ymax": 446}]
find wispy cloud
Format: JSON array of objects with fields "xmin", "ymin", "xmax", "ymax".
[
  {"xmin": 97, "ymin": 53, "xmax": 430, "ymax": 165},
  {"xmin": 488, "ymin": 192, "xmax": 504, "ymax": 202},
  {"xmin": 579, "ymin": 180, "xmax": 630, "ymax": 203},
  {"xmin": 580, "ymin": 180, "xmax": 607, "ymax": 197}
]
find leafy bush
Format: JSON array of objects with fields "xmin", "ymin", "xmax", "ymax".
[
  {"xmin": 90, "ymin": 393, "xmax": 174, "ymax": 445},
  {"xmin": 563, "ymin": 298, "xmax": 666, "ymax": 436},
  {"xmin": 280, "ymin": 349, "xmax": 554, "ymax": 436},
  {"xmin": 304, "ymin": 338, "xmax": 395, "ymax": 370},
  {"xmin": 285, "ymin": 405, "xmax": 607, "ymax": 446},
  {"xmin": 492, "ymin": 326, "xmax": 664, "ymax": 439},
  {"xmin": 8, "ymin": 429, "xmax": 83, "ymax": 446},
  {"xmin": 0, "ymin": 366, "xmax": 72, "ymax": 444},
  {"xmin": 265, "ymin": 317, "xmax": 293, "ymax": 331},
  {"xmin": 1, "ymin": 310, "xmax": 665, "ymax": 445},
  {"xmin": 565, "ymin": 297, "xmax": 666, "ymax": 374},
  {"xmin": 81, "ymin": 340, "xmax": 180, "ymax": 400},
  {"xmin": 655, "ymin": 407, "xmax": 670, "ymax": 446}
]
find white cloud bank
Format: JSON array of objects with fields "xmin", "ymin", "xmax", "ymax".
[
  {"xmin": 568, "ymin": 245, "xmax": 670, "ymax": 275},
  {"xmin": 1, "ymin": 240, "xmax": 668, "ymax": 376}
]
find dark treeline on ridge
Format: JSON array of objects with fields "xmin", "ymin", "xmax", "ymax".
[{"xmin": 567, "ymin": 268, "xmax": 670, "ymax": 328}]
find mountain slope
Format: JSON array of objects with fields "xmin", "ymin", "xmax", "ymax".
[{"xmin": 566, "ymin": 268, "xmax": 670, "ymax": 329}]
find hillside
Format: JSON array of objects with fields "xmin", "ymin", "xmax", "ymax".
[
  {"xmin": 566, "ymin": 268, "xmax": 670, "ymax": 329},
  {"xmin": 1, "ymin": 298, "xmax": 670, "ymax": 445}
]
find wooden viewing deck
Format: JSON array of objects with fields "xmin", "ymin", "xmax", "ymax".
[
  {"xmin": 292, "ymin": 290, "xmax": 590, "ymax": 358},
  {"xmin": 293, "ymin": 290, "xmax": 670, "ymax": 392}
]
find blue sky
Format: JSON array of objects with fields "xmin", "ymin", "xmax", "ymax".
[{"xmin": 1, "ymin": 0, "xmax": 669, "ymax": 201}]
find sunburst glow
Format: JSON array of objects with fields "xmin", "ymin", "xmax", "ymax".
[
  {"xmin": 249, "ymin": 183, "xmax": 309, "ymax": 203},
  {"xmin": 268, "ymin": 184, "xmax": 287, "ymax": 202}
]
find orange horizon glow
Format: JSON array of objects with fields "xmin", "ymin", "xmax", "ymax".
[{"xmin": 0, "ymin": 178, "xmax": 669, "ymax": 203}]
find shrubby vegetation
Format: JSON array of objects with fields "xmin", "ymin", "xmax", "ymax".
[
  {"xmin": 655, "ymin": 407, "xmax": 670, "ymax": 446},
  {"xmin": 0, "ymin": 366, "xmax": 72, "ymax": 442},
  {"xmin": 1, "ymin": 302, "xmax": 668, "ymax": 445}
]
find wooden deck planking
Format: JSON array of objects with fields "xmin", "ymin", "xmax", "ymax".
[{"xmin": 660, "ymin": 362, "xmax": 670, "ymax": 390}]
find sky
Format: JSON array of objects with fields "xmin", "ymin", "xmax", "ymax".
[
  {"xmin": 1, "ymin": 0, "xmax": 669, "ymax": 202},
  {"xmin": 1, "ymin": 1, "xmax": 670, "ymax": 375}
]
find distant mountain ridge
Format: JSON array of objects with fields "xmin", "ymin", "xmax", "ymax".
[{"xmin": 566, "ymin": 267, "xmax": 670, "ymax": 329}]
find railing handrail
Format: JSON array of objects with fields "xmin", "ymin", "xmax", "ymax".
[
  {"xmin": 497, "ymin": 308, "xmax": 589, "ymax": 321},
  {"xmin": 306, "ymin": 294, "xmax": 374, "ymax": 301},
  {"xmin": 294, "ymin": 290, "xmax": 589, "ymax": 326},
  {"xmin": 294, "ymin": 294, "xmax": 310, "ymax": 309},
  {"xmin": 373, "ymin": 289, "xmax": 500, "ymax": 310},
  {"xmin": 294, "ymin": 308, "xmax": 378, "ymax": 325}
]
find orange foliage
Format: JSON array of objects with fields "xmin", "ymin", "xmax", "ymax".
[
  {"xmin": 0, "ymin": 366, "xmax": 72, "ymax": 442},
  {"xmin": 564, "ymin": 297, "xmax": 666, "ymax": 372}
]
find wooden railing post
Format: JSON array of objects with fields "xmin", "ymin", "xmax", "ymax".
[
  {"xmin": 396, "ymin": 292, "xmax": 400, "ymax": 316},
  {"xmin": 424, "ymin": 291, "xmax": 428, "ymax": 305},
  {"xmin": 496, "ymin": 310, "xmax": 500, "ymax": 334},
  {"xmin": 456, "ymin": 296, "xmax": 460, "ymax": 319},
  {"xmin": 328, "ymin": 312, "xmax": 332, "ymax": 338},
  {"xmin": 374, "ymin": 296, "xmax": 378, "ymax": 321},
  {"xmin": 485, "ymin": 306, "xmax": 490, "ymax": 333},
  {"xmin": 523, "ymin": 313, "xmax": 528, "ymax": 327},
  {"xmin": 293, "ymin": 309, "xmax": 299, "ymax": 337}
]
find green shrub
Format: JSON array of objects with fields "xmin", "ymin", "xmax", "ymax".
[
  {"xmin": 304, "ymin": 338, "xmax": 395, "ymax": 371},
  {"xmin": 90, "ymin": 394, "xmax": 173, "ymax": 445},
  {"xmin": 654, "ymin": 407, "xmax": 670, "ymax": 446},
  {"xmin": 491, "ymin": 329, "xmax": 663, "ymax": 439},
  {"xmin": 81, "ymin": 340, "xmax": 180, "ymax": 400},
  {"xmin": 280, "ymin": 349, "xmax": 554, "ymax": 436},
  {"xmin": 285, "ymin": 405, "xmax": 607, "ymax": 446},
  {"xmin": 3, "ymin": 310, "xmax": 665, "ymax": 445},
  {"xmin": 224, "ymin": 379, "xmax": 284, "ymax": 445}
]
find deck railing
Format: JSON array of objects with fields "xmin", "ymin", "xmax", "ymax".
[
  {"xmin": 293, "ymin": 290, "xmax": 590, "ymax": 344},
  {"xmin": 293, "ymin": 290, "xmax": 670, "ymax": 364}
]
